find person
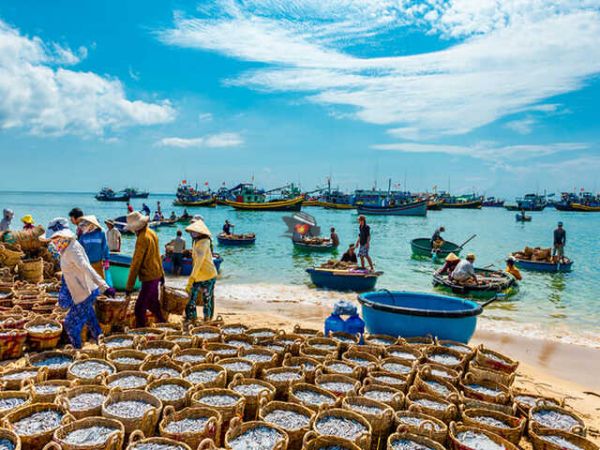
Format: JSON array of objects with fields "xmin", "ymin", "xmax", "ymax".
[
  {"xmin": 168, "ymin": 230, "xmax": 186, "ymax": 276},
  {"xmin": 43, "ymin": 220, "xmax": 115, "ymax": 349},
  {"xmin": 125, "ymin": 211, "xmax": 165, "ymax": 327},
  {"xmin": 77, "ymin": 215, "xmax": 110, "ymax": 279},
  {"xmin": 105, "ymin": 220, "xmax": 121, "ymax": 253},
  {"xmin": 185, "ymin": 218, "xmax": 218, "ymax": 322},
  {"xmin": 431, "ymin": 226, "xmax": 445, "ymax": 252},
  {"xmin": 156, "ymin": 201, "xmax": 163, "ymax": 219},
  {"xmin": 452, "ymin": 253, "xmax": 478, "ymax": 284},
  {"xmin": 169, "ymin": 211, "xmax": 177, "ymax": 221},
  {"xmin": 0, "ymin": 209, "xmax": 13, "ymax": 231},
  {"xmin": 505, "ymin": 256, "xmax": 522, "ymax": 280},
  {"xmin": 553, "ymin": 221, "xmax": 566, "ymax": 263},
  {"xmin": 127, "ymin": 202, "xmax": 134, "ymax": 213},
  {"xmin": 222, "ymin": 220, "xmax": 234, "ymax": 235},
  {"xmin": 21, "ymin": 215, "xmax": 35, "ymax": 230},
  {"xmin": 330, "ymin": 227, "xmax": 340, "ymax": 247},
  {"xmin": 355, "ymin": 215, "xmax": 374, "ymax": 271},
  {"xmin": 437, "ymin": 252, "xmax": 460, "ymax": 277},
  {"xmin": 153, "ymin": 211, "xmax": 162, "ymax": 222},
  {"xmin": 519, "ymin": 208, "xmax": 526, "ymax": 220},
  {"xmin": 182, "ymin": 208, "xmax": 190, "ymax": 218},
  {"xmin": 341, "ymin": 244, "xmax": 358, "ymax": 263},
  {"xmin": 142, "ymin": 203, "xmax": 151, "ymax": 216},
  {"xmin": 68, "ymin": 208, "xmax": 84, "ymax": 226}
]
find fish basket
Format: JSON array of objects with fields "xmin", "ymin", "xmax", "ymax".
[
  {"xmin": 274, "ymin": 331, "xmax": 306, "ymax": 356},
  {"xmin": 0, "ymin": 244, "xmax": 24, "ymax": 268},
  {"xmin": 363, "ymin": 371, "xmax": 411, "ymax": 393},
  {"xmin": 26, "ymin": 379, "xmax": 72, "ymax": 403},
  {"xmin": 23, "ymin": 318, "xmax": 62, "ymax": 351},
  {"xmin": 67, "ymin": 359, "xmax": 116, "ymax": 385},
  {"xmin": 191, "ymin": 388, "xmax": 245, "ymax": 444},
  {"xmin": 348, "ymin": 344, "xmax": 385, "ymax": 359},
  {"xmin": 358, "ymin": 382, "xmax": 404, "ymax": 411},
  {"xmin": 214, "ymin": 357, "xmax": 256, "ymax": 383},
  {"xmin": 161, "ymin": 286, "xmax": 189, "ymax": 315},
  {"xmin": 387, "ymin": 431, "xmax": 445, "ymax": 450},
  {"xmin": 126, "ymin": 430, "xmax": 192, "ymax": 450},
  {"xmin": 182, "ymin": 363, "xmax": 227, "ymax": 389},
  {"xmin": 159, "ymin": 405, "xmax": 222, "ymax": 449},
  {"xmin": 57, "ymin": 385, "xmax": 110, "ymax": 420},
  {"xmin": 145, "ymin": 377, "xmax": 193, "ymax": 411},
  {"xmin": 247, "ymin": 327, "xmax": 279, "ymax": 344},
  {"xmin": 140, "ymin": 355, "xmax": 184, "ymax": 379},
  {"xmin": 203, "ymin": 343, "xmax": 239, "ymax": 360},
  {"xmin": 306, "ymin": 336, "xmax": 340, "ymax": 354},
  {"xmin": 190, "ymin": 325, "xmax": 222, "ymax": 345},
  {"xmin": 413, "ymin": 372, "xmax": 462, "ymax": 404},
  {"xmin": 126, "ymin": 327, "xmax": 165, "ymax": 342},
  {"xmin": 0, "ymin": 428, "xmax": 21, "ymax": 450},
  {"xmin": 107, "ymin": 349, "xmax": 148, "ymax": 372},
  {"xmin": 364, "ymin": 334, "xmax": 398, "ymax": 349},
  {"xmin": 0, "ymin": 328, "xmax": 28, "ymax": 360},
  {"xmin": 259, "ymin": 399, "xmax": 315, "ymax": 450},
  {"xmin": 321, "ymin": 359, "xmax": 363, "ymax": 381},
  {"xmin": 384, "ymin": 345, "xmax": 423, "ymax": 364},
  {"xmin": 406, "ymin": 389, "xmax": 458, "ymax": 423},
  {"xmin": 315, "ymin": 373, "xmax": 361, "ymax": 399},
  {"xmin": 341, "ymin": 350, "xmax": 379, "ymax": 373},
  {"xmin": 474, "ymin": 345, "xmax": 519, "ymax": 374},
  {"xmin": 329, "ymin": 331, "xmax": 360, "ymax": 354},
  {"xmin": 460, "ymin": 373, "xmax": 511, "ymax": 405},
  {"xmin": 378, "ymin": 357, "xmax": 416, "ymax": 378},
  {"xmin": 228, "ymin": 374, "xmax": 276, "ymax": 421},
  {"xmin": 173, "ymin": 348, "xmax": 214, "ymax": 366},
  {"xmin": 31, "ymin": 302, "xmax": 56, "ymax": 316},
  {"xmin": 17, "ymin": 258, "xmax": 44, "ymax": 283},
  {"xmin": 225, "ymin": 418, "xmax": 288, "ymax": 450},
  {"xmin": 0, "ymin": 391, "xmax": 31, "ymax": 419},
  {"xmin": 260, "ymin": 340, "xmax": 290, "ymax": 365},
  {"xmin": 448, "ymin": 422, "xmax": 520, "ymax": 450},
  {"xmin": 238, "ymin": 347, "xmax": 278, "ymax": 376},
  {"xmin": 153, "ymin": 322, "xmax": 184, "ymax": 335},
  {"xmin": 299, "ymin": 344, "xmax": 336, "ymax": 362},
  {"xmin": 528, "ymin": 422, "xmax": 599, "ymax": 450},
  {"xmin": 461, "ymin": 407, "xmax": 525, "ymax": 444},
  {"xmin": 94, "ymin": 296, "xmax": 128, "ymax": 325},
  {"xmin": 0, "ymin": 366, "xmax": 47, "ymax": 390},
  {"xmin": 2, "ymin": 402, "xmax": 71, "ymax": 450},
  {"xmin": 461, "ymin": 397, "xmax": 517, "ymax": 417},
  {"xmin": 166, "ymin": 333, "xmax": 200, "ymax": 350},
  {"xmin": 312, "ymin": 408, "xmax": 372, "ymax": 450},
  {"xmin": 292, "ymin": 325, "xmax": 323, "ymax": 339},
  {"xmin": 137, "ymin": 339, "xmax": 180, "ymax": 360},
  {"xmin": 99, "ymin": 333, "xmax": 137, "ymax": 352},
  {"xmin": 418, "ymin": 363, "xmax": 461, "ymax": 386},
  {"xmin": 105, "ymin": 370, "xmax": 152, "ymax": 391},
  {"xmin": 422, "ymin": 346, "xmax": 467, "ymax": 372},
  {"xmin": 0, "ymin": 311, "xmax": 31, "ymax": 331},
  {"xmin": 528, "ymin": 404, "xmax": 586, "ymax": 436},
  {"xmin": 511, "ymin": 390, "xmax": 562, "ymax": 417},
  {"xmin": 437, "ymin": 340, "xmax": 476, "ymax": 360},
  {"xmin": 48, "ymin": 416, "xmax": 124, "ymax": 450},
  {"xmin": 394, "ymin": 410, "xmax": 448, "ymax": 444},
  {"xmin": 342, "ymin": 396, "xmax": 394, "ymax": 450},
  {"xmin": 288, "ymin": 382, "xmax": 339, "ymax": 412},
  {"xmin": 302, "ymin": 433, "xmax": 362, "ymax": 450},
  {"xmin": 220, "ymin": 323, "xmax": 249, "ymax": 337},
  {"xmin": 222, "ymin": 333, "xmax": 254, "ymax": 351},
  {"xmin": 262, "ymin": 367, "xmax": 305, "ymax": 400},
  {"xmin": 466, "ymin": 360, "xmax": 516, "ymax": 387},
  {"xmin": 101, "ymin": 388, "xmax": 162, "ymax": 437},
  {"xmin": 282, "ymin": 355, "xmax": 320, "ymax": 384}
]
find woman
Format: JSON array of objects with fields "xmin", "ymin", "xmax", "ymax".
[
  {"xmin": 21, "ymin": 214, "xmax": 35, "ymax": 230},
  {"xmin": 77, "ymin": 215, "xmax": 110, "ymax": 279},
  {"xmin": 436, "ymin": 252, "xmax": 460, "ymax": 277},
  {"xmin": 44, "ymin": 219, "xmax": 115, "ymax": 348},
  {"xmin": 185, "ymin": 218, "xmax": 218, "ymax": 322}
]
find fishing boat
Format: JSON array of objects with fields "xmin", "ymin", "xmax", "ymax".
[
  {"xmin": 357, "ymin": 200, "xmax": 427, "ymax": 216},
  {"xmin": 433, "ymin": 269, "xmax": 518, "ymax": 299},
  {"xmin": 512, "ymin": 255, "xmax": 573, "ymax": 273},
  {"xmin": 554, "ymin": 192, "xmax": 600, "ymax": 211},
  {"xmin": 162, "ymin": 253, "xmax": 223, "ymax": 276},
  {"xmin": 95, "ymin": 188, "xmax": 130, "ymax": 202},
  {"xmin": 173, "ymin": 182, "xmax": 216, "ymax": 207},
  {"xmin": 217, "ymin": 233, "xmax": 256, "ymax": 246},
  {"xmin": 302, "ymin": 199, "xmax": 320, "ymax": 207},
  {"xmin": 439, "ymin": 193, "xmax": 483, "ymax": 209},
  {"xmin": 124, "ymin": 188, "xmax": 149, "ymax": 199},
  {"xmin": 306, "ymin": 267, "xmax": 383, "ymax": 292},
  {"xmin": 482, "ymin": 197, "xmax": 505, "ymax": 207},
  {"xmin": 224, "ymin": 183, "xmax": 303, "ymax": 211},
  {"xmin": 504, "ymin": 193, "xmax": 547, "ymax": 211},
  {"xmin": 173, "ymin": 197, "xmax": 217, "ymax": 207},
  {"xmin": 107, "ymin": 253, "xmax": 141, "ymax": 290},
  {"xmin": 293, "ymin": 239, "xmax": 336, "ymax": 252},
  {"xmin": 427, "ymin": 199, "xmax": 444, "ymax": 210},
  {"xmin": 358, "ymin": 291, "xmax": 486, "ymax": 343},
  {"xmin": 571, "ymin": 203, "xmax": 600, "ymax": 212},
  {"xmin": 410, "ymin": 238, "xmax": 463, "ymax": 259},
  {"xmin": 515, "ymin": 214, "xmax": 532, "ymax": 222},
  {"xmin": 313, "ymin": 182, "xmax": 355, "ymax": 209}
]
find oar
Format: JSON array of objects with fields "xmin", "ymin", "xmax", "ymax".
[
  {"xmin": 458, "ymin": 234, "xmax": 477, "ymax": 250},
  {"xmin": 481, "ymin": 294, "xmax": 505, "ymax": 308}
]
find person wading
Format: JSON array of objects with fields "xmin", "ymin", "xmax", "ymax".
[
  {"xmin": 125, "ymin": 211, "xmax": 165, "ymax": 327},
  {"xmin": 0, "ymin": 209, "xmax": 13, "ymax": 231}
]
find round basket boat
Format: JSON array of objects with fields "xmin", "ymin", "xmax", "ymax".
[
  {"xmin": 217, "ymin": 233, "xmax": 256, "ymax": 246},
  {"xmin": 410, "ymin": 238, "xmax": 462, "ymax": 259},
  {"xmin": 357, "ymin": 291, "xmax": 483, "ymax": 344}
]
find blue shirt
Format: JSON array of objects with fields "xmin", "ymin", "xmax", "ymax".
[{"xmin": 78, "ymin": 229, "xmax": 109, "ymax": 263}]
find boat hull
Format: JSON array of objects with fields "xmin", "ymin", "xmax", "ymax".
[
  {"xmin": 306, "ymin": 268, "xmax": 381, "ymax": 292},
  {"xmin": 442, "ymin": 200, "xmax": 482, "ymax": 209},
  {"xmin": 432, "ymin": 269, "xmax": 518, "ymax": 299},
  {"xmin": 320, "ymin": 201, "xmax": 355, "ymax": 210},
  {"xmin": 358, "ymin": 291, "xmax": 482, "ymax": 343},
  {"xmin": 293, "ymin": 241, "xmax": 336, "ymax": 252},
  {"xmin": 217, "ymin": 236, "xmax": 256, "ymax": 246},
  {"xmin": 107, "ymin": 253, "xmax": 141, "ymax": 291},
  {"xmin": 173, "ymin": 198, "xmax": 217, "ymax": 207},
  {"xmin": 513, "ymin": 257, "xmax": 572, "ymax": 273},
  {"xmin": 225, "ymin": 197, "xmax": 303, "ymax": 211},
  {"xmin": 357, "ymin": 200, "xmax": 427, "ymax": 216},
  {"xmin": 427, "ymin": 201, "xmax": 443, "ymax": 211},
  {"xmin": 505, "ymin": 205, "xmax": 545, "ymax": 211},
  {"xmin": 162, "ymin": 255, "xmax": 223, "ymax": 276},
  {"xmin": 571, "ymin": 203, "xmax": 600, "ymax": 212},
  {"xmin": 410, "ymin": 238, "xmax": 462, "ymax": 259},
  {"xmin": 95, "ymin": 195, "xmax": 130, "ymax": 202},
  {"xmin": 515, "ymin": 214, "xmax": 532, "ymax": 222}
]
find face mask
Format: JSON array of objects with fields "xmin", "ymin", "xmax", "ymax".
[{"xmin": 52, "ymin": 238, "xmax": 71, "ymax": 254}]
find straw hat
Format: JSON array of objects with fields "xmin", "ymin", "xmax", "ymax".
[
  {"xmin": 80, "ymin": 215, "xmax": 102, "ymax": 230},
  {"xmin": 126, "ymin": 211, "xmax": 149, "ymax": 232},
  {"xmin": 445, "ymin": 252, "xmax": 459, "ymax": 262},
  {"xmin": 45, "ymin": 228, "xmax": 76, "ymax": 241},
  {"xmin": 185, "ymin": 219, "xmax": 211, "ymax": 237},
  {"xmin": 21, "ymin": 214, "xmax": 34, "ymax": 225},
  {"xmin": 466, "ymin": 252, "xmax": 476, "ymax": 260}
]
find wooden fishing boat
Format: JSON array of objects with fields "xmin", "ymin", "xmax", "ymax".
[
  {"xmin": 306, "ymin": 267, "xmax": 383, "ymax": 292},
  {"xmin": 217, "ymin": 233, "xmax": 256, "ymax": 246},
  {"xmin": 320, "ymin": 201, "xmax": 355, "ymax": 210},
  {"xmin": 173, "ymin": 197, "xmax": 217, "ymax": 207},
  {"xmin": 442, "ymin": 199, "xmax": 482, "ymax": 209},
  {"xmin": 433, "ymin": 269, "xmax": 518, "ymax": 299},
  {"xmin": 225, "ymin": 196, "xmax": 303, "ymax": 211},
  {"xmin": 571, "ymin": 203, "xmax": 600, "ymax": 212},
  {"xmin": 124, "ymin": 188, "xmax": 149, "ymax": 199},
  {"xmin": 302, "ymin": 200, "xmax": 320, "ymax": 207},
  {"xmin": 357, "ymin": 200, "xmax": 427, "ymax": 216},
  {"xmin": 95, "ymin": 188, "xmax": 130, "ymax": 202},
  {"xmin": 108, "ymin": 253, "xmax": 141, "ymax": 290},
  {"xmin": 515, "ymin": 214, "xmax": 532, "ymax": 222},
  {"xmin": 162, "ymin": 254, "xmax": 223, "ymax": 275},
  {"xmin": 293, "ymin": 239, "xmax": 336, "ymax": 252},
  {"xmin": 512, "ymin": 256, "xmax": 573, "ymax": 273},
  {"xmin": 410, "ymin": 238, "xmax": 462, "ymax": 258},
  {"xmin": 427, "ymin": 200, "xmax": 443, "ymax": 211}
]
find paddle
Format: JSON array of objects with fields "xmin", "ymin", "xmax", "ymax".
[
  {"xmin": 481, "ymin": 294, "xmax": 504, "ymax": 308},
  {"xmin": 458, "ymin": 234, "xmax": 477, "ymax": 250}
]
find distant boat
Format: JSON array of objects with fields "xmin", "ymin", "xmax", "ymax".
[
  {"xmin": 226, "ymin": 196, "xmax": 303, "ymax": 211},
  {"xmin": 515, "ymin": 214, "xmax": 532, "ymax": 222},
  {"xmin": 357, "ymin": 200, "xmax": 427, "ymax": 216},
  {"xmin": 439, "ymin": 193, "xmax": 483, "ymax": 209},
  {"xmin": 504, "ymin": 193, "xmax": 547, "ymax": 211},
  {"xmin": 95, "ymin": 188, "xmax": 130, "ymax": 202},
  {"xmin": 482, "ymin": 197, "xmax": 505, "ymax": 207},
  {"xmin": 173, "ymin": 182, "xmax": 215, "ymax": 207},
  {"xmin": 124, "ymin": 188, "xmax": 149, "ymax": 199}
]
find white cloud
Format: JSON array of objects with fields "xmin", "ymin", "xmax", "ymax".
[
  {"xmin": 0, "ymin": 20, "xmax": 175, "ymax": 136},
  {"xmin": 157, "ymin": 132, "xmax": 243, "ymax": 148},
  {"xmin": 505, "ymin": 117, "xmax": 537, "ymax": 135},
  {"xmin": 198, "ymin": 112, "xmax": 213, "ymax": 122}
]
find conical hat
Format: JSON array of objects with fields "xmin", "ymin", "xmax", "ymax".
[
  {"xmin": 80, "ymin": 215, "xmax": 102, "ymax": 230},
  {"xmin": 185, "ymin": 219, "xmax": 211, "ymax": 237}
]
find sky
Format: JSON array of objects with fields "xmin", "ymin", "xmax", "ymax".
[{"xmin": 1, "ymin": 0, "xmax": 599, "ymax": 197}]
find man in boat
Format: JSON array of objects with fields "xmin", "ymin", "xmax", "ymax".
[
  {"xmin": 430, "ymin": 226, "xmax": 445, "ymax": 252},
  {"xmin": 330, "ymin": 227, "xmax": 340, "ymax": 247},
  {"xmin": 141, "ymin": 203, "xmax": 151, "ymax": 216},
  {"xmin": 126, "ymin": 202, "xmax": 134, "ymax": 213},
  {"xmin": 355, "ymin": 215, "xmax": 374, "ymax": 271},
  {"xmin": 436, "ymin": 252, "xmax": 460, "ymax": 277},
  {"xmin": 341, "ymin": 244, "xmax": 358, "ymax": 264},
  {"xmin": 153, "ymin": 211, "xmax": 162, "ymax": 222},
  {"xmin": 0, "ymin": 208, "xmax": 13, "ymax": 231},
  {"xmin": 105, "ymin": 220, "xmax": 121, "ymax": 253},
  {"xmin": 505, "ymin": 256, "xmax": 522, "ymax": 280},
  {"xmin": 553, "ymin": 222, "xmax": 566, "ymax": 263},
  {"xmin": 77, "ymin": 215, "xmax": 110, "ymax": 279},
  {"xmin": 156, "ymin": 201, "xmax": 163, "ymax": 219},
  {"xmin": 451, "ymin": 253, "xmax": 478, "ymax": 285},
  {"xmin": 167, "ymin": 230, "xmax": 186, "ymax": 276},
  {"xmin": 519, "ymin": 208, "xmax": 527, "ymax": 220},
  {"xmin": 223, "ymin": 220, "xmax": 234, "ymax": 236},
  {"xmin": 169, "ymin": 211, "xmax": 177, "ymax": 221}
]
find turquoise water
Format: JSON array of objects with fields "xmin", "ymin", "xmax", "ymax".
[{"xmin": 1, "ymin": 191, "xmax": 599, "ymax": 339}]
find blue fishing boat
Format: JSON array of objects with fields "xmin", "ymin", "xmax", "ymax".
[
  {"xmin": 306, "ymin": 267, "xmax": 383, "ymax": 292},
  {"xmin": 95, "ymin": 188, "xmax": 130, "ymax": 202},
  {"xmin": 173, "ymin": 182, "xmax": 216, "ymax": 207},
  {"xmin": 124, "ymin": 188, "xmax": 149, "ymax": 199},
  {"xmin": 505, "ymin": 193, "xmax": 547, "ymax": 211},
  {"xmin": 513, "ymin": 256, "xmax": 573, "ymax": 273},
  {"xmin": 217, "ymin": 233, "xmax": 256, "ymax": 246},
  {"xmin": 482, "ymin": 197, "xmax": 505, "ymax": 207},
  {"xmin": 357, "ymin": 291, "xmax": 486, "ymax": 343},
  {"xmin": 162, "ymin": 254, "xmax": 223, "ymax": 276},
  {"xmin": 357, "ymin": 200, "xmax": 427, "ymax": 217}
]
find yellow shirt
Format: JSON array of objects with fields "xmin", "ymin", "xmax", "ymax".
[
  {"xmin": 186, "ymin": 238, "xmax": 218, "ymax": 291},
  {"xmin": 505, "ymin": 265, "xmax": 522, "ymax": 280}
]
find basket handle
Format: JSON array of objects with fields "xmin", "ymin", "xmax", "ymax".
[
  {"xmin": 419, "ymin": 420, "xmax": 436, "ymax": 434},
  {"xmin": 228, "ymin": 416, "xmax": 242, "ymax": 434},
  {"xmin": 198, "ymin": 438, "xmax": 217, "ymax": 450},
  {"xmin": 62, "ymin": 413, "xmax": 76, "ymax": 425},
  {"xmin": 163, "ymin": 405, "xmax": 175, "ymax": 419},
  {"xmin": 302, "ymin": 431, "xmax": 317, "ymax": 447},
  {"xmin": 42, "ymin": 442, "xmax": 61, "ymax": 450},
  {"xmin": 129, "ymin": 430, "xmax": 145, "ymax": 443}
]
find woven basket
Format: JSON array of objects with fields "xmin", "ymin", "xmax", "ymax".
[
  {"xmin": 461, "ymin": 407, "xmax": 525, "ymax": 444},
  {"xmin": 223, "ymin": 333, "xmax": 254, "ymax": 350},
  {"xmin": 160, "ymin": 405, "xmax": 222, "ymax": 449},
  {"xmin": 107, "ymin": 349, "xmax": 148, "ymax": 371},
  {"xmin": 220, "ymin": 323, "xmax": 249, "ymax": 337},
  {"xmin": 342, "ymin": 396, "xmax": 394, "ymax": 450},
  {"xmin": 461, "ymin": 397, "xmax": 517, "ymax": 417},
  {"xmin": 18, "ymin": 258, "xmax": 44, "ymax": 283},
  {"xmin": 228, "ymin": 374, "xmax": 276, "ymax": 421},
  {"xmin": 153, "ymin": 321, "xmax": 183, "ymax": 335},
  {"xmin": 394, "ymin": 410, "xmax": 448, "ymax": 444},
  {"xmin": 0, "ymin": 366, "xmax": 47, "ymax": 390},
  {"xmin": 302, "ymin": 433, "xmax": 361, "ymax": 450},
  {"xmin": 406, "ymin": 389, "xmax": 458, "ymax": 423},
  {"xmin": 99, "ymin": 333, "xmax": 137, "ymax": 351},
  {"xmin": 0, "ymin": 244, "xmax": 24, "ymax": 268},
  {"xmin": 306, "ymin": 336, "xmax": 340, "ymax": 353},
  {"xmin": 24, "ymin": 318, "xmax": 62, "ymax": 351},
  {"xmin": 190, "ymin": 325, "xmax": 222, "ymax": 344},
  {"xmin": 0, "ymin": 428, "xmax": 21, "ymax": 450},
  {"xmin": 466, "ymin": 360, "xmax": 516, "ymax": 387},
  {"xmin": 288, "ymin": 382, "xmax": 339, "ymax": 412},
  {"xmin": 137, "ymin": 338, "xmax": 180, "ymax": 360},
  {"xmin": 0, "ymin": 328, "xmax": 27, "ymax": 360},
  {"xmin": 182, "ymin": 363, "xmax": 227, "ymax": 389},
  {"xmin": 363, "ymin": 371, "xmax": 410, "ymax": 393},
  {"xmin": 203, "ymin": 343, "xmax": 239, "ymax": 360},
  {"xmin": 215, "ymin": 357, "xmax": 256, "ymax": 383},
  {"xmin": 322, "ymin": 359, "xmax": 363, "ymax": 380},
  {"xmin": 191, "ymin": 388, "xmax": 245, "ymax": 444},
  {"xmin": 292, "ymin": 325, "xmax": 323, "ymax": 338},
  {"xmin": 358, "ymin": 382, "xmax": 405, "ymax": 411},
  {"xmin": 528, "ymin": 404, "xmax": 586, "ymax": 436},
  {"xmin": 225, "ymin": 417, "xmax": 288, "ymax": 450},
  {"xmin": 329, "ymin": 331, "xmax": 360, "ymax": 353},
  {"xmin": 461, "ymin": 373, "xmax": 511, "ymax": 405},
  {"xmin": 48, "ymin": 416, "xmax": 124, "ymax": 450},
  {"xmin": 126, "ymin": 327, "xmax": 165, "ymax": 341},
  {"xmin": 387, "ymin": 431, "xmax": 445, "ymax": 450},
  {"xmin": 402, "ymin": 336, "xmax": 435, "ymax": 348},
  {"xmin": 347, "ymin": 344, "xmax": 385, "ymax": 359},
  {"xmin": 413, "ymin": 372, "xmax": 461, "ymax": 404},
  {"xmin": 102, "ymin": 388, "xmax": 162, "ymax": 436},
  {"xmin": 140, "ymin": 355, "xmax": 184, "ymax": 379},
  {"xmin": 2, "ymin": 402, "xmax": 71, "ymax": 450},
  {"xmin": 57, "ymin": 385, "xmax": 110, "ymax": 420},
  {"xmin": 274, "ymin": 332, "xmax": 305, "ymax": 356},
  {"xmin": 262, "ymin": 367, "xmax": 305, "ymax": 400},
  {"xmin": 67, "ymin": 358, "xmax": 116, "ymax": 385},
  {"xmin": 437, "ymin": 340, "xmax": 475, "ymax": 359},
  {"xmin": 299, "ymin": 343, "xmax": 336, "ymax": 362},
  {"xmin": 341, "ymin": 350, "xmax": 379, "ymax": 372},
  {"xmin": 247, "ymin": 327, "xmax": 279, "ymax": 344},
  {"xmin": 145, "ymin": 377, "xmax": 193, "ymax": 411},
  {"xmin": 260, "ymin": 340, "xmax": 290, "ymax": 365},
  {"xmin": 512, "ymin": 390, "xmax": 562, "ymax": 417},
  {"xmin": 422, "ymin": 346, "xmax": 466, "ymax": 372},
  {"xmin": 259, "ymin": 399, "xmax": 314, "ymax": 450},
  {"xmin": 364, "ymin": 333, "xmax": 398, "ymax": 348},
  {"xmin": 105, "ymin": 370, "xmax": 152, "ymax": 391},
  {"xmin": 313, "ymin": 408, "xmax": 372, "ymax": 450},
  {"xmin": 173, "ymin": 348, "xmax": 214, "ymax": 366},
  {"xmin": 384, "ymin": 344, "xmax": 423, "ymax": 364},
  {"xmin": 0, "ymin": 391, "xmax": 31, "ymax": 419},
  {"xmin": 126, "ymin": 430, "xmax": 192, "ymax": 450},
  {"xmin": 95, "ymin": 296, "xmax": 128, "ymax": 325},
  {"xmin": 166, "ymin": 333, "xmax": 200, "ymax": 350},
  {"xmin": 161, "ymin": 286, "xmax": 189, "ymax": 315},
  {"xmin": 475, "ymin": 345, "xmax": 519, "ymax": 374},
  {"xmin": 448, "ymin": 422, "xmax": 520, "ymax": 450},
  {"xmin": 528, "ymin": 422, "xmax": 599, "ymax": 450},
  {"xmin": 26, "ymin": 379, "xmax": 72, "ymax": 403},
  {"xmin": 239, "ymin": 347, "xmax": 278, "ymax": 376},
  {"xmin": 315, "ymin": 372, "xmax": 361, "ymax": 399},
  {"xmin": 282, "ymin": 355, "xmax": 320, "ymax": 384},
  {"xmin": 417, "ymin": 363, "xmax": 461, "ymax": 386}
]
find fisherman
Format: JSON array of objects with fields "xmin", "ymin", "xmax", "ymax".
[
  {"xmin": 167, "ymin": 230, "xmax": 186, "ymax": 276},
  {"xmin": 341, "ymin": 244, "xmax": 358, "ymax": 263},
  {"xmin": 127, "ymin": 202, "xmax": 134, "ymax": 213},
  {"xmin": 451, "ymin": 253, "xmax": 478, "ymax": 284},
  {"xmin": 185, "ymin": 218, "xmax": 218, "ymax": 322},
  {"xmin": 182, "ymin": 208, "xmax": 190, "ymax": 218},
  {"xmin": 223, "ymin": 220, "xmax": 234, "ymax": 235},
  {"xmin": 505, "ymin": 256, "xmax": 522, "ymax": 280},
  {"xmin": 141, "ymin": 203, "xmax": 151, "ymax": 216},
  {"xmin": 77, "ymin": 215, "xmax": 110, "ymax": 279},
  {"xmin": 169, "ymin": 211, "xmax": 177, "ymax": 221},
  {"xmin": 153, "ymin": 211, "xmax": 162, "ymax": 222},
  {"xmin": 105, "ymin": 220, "xmax": 121, "ymax": 253},
  {"xmin": 553, "ymin": 221, "xmax": 567, "ymax": 263},
  {"xmin": 436, "ymin": 252, "xmax": 460, "ymax": 277},
  {"xmin": 355, "ymin": 215, "xmax": 374, "ymax": 271},
  {"xmin": 519, "ymin": 208, "xmax": 527, "ymax": 220},
  {"xmin": 20, "ymin": 215, "xmax": 34, "ymax": 230},
  {"xmin": 125, "ymin": 211, "xmax": 165, "ymax": 327},
  {"xmin": 330, "ymin": 227, "xmax": 340, "ymax": 247},
  {"xmin": 0, "ymin": 209, "xmax": 13, "ymax": 231},
  {"xmin": 43, "ymin": 220, "xmax": 116, "ymax": 348},
  {"xmin": 156, "ymin": 201, "xmax": 163, "ymax": 219},
  {"xmin": 431, "ymin": 226, "xmax": 445, "ymax": 252}
]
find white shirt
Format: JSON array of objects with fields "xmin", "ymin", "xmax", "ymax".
[
  {"xmin": 106, "ymin": 228, "xmax": 121, "ymax": 252},
  {"xmin": 60, "ymin": 240, "xmax": 109, "ymax": 304},
  {"xmin": 452, "ymin": 259, "xmax": 476, "ymax": 281}
]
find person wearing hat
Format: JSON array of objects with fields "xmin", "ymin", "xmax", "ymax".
[
  {"xmin": 125, "ymin": 211, "xmax": 165, "ymax": 327},
  {"xmin": 436, "ymin": 252, "xmax": 460, "ymax": 277},
  {"xmin": 44, "ymin": 220, "xmax": 116, "ymax": 348},
  {"xmin": 21, "ymin": 214, "xmax": 35, "ymax": 230},
  {"xmin": 0, "ymin": 209, "xmax": 13, "ymax": 232},
  {"xmin": 451, "ymin": 252, "xmax": 478, "ymax": 284},
  {"xmin": 341, "ymin": 244, "xmax": 357, "ymax": 264},
  {"xmin": 185, "ymin": 218, "xmax": 218, "ymax": 322},
  {"xmin": 505, "ymin": 256, "xmax": 522, "ymax": 280},
  {"xmin": 78, "ymin": 215, "xmax": 110, "ymax": 279},
  {"xmin": 105, "ymin": 220, "xmax": 121, "ymax": 253},
  {"xmin": 553, "ymin": 221, "xmax": 566, "ymax": 263}
]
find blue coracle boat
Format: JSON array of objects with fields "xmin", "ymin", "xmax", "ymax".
[
  {"xmin": 513, "ymin": 257, "xmax": 573, "ymax": 273},
  {"xmin": 306, "ymin": 268, "xmax": 382, "ymax": 292},
  {"xmin": 357, "ymin": 290, "xmax": 484, "ymax": 343},
  {"xmin": 217, "ymin": 233, "xmax": 256, "ymax": 246},
  {"xmin": 162, "ymin": 254, "xmax": 223, "ymax": 276}
]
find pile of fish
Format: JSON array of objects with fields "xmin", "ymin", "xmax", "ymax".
[{"xmin": 63, "ymin": 426, "xmax": 116, "ymax": 445}]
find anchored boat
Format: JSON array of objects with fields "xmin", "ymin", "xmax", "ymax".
[
  {"xmin": 95, "ymin": 188, "xmax": 130, "ymax": 202},
  {"xmin": 433, "ymin": 269, "xmax": 518, "ymax": 299},
  {"xmin": 306, "ymin": 267, "xmax": 383, "ymax": 292},
  {"xmin": 357, "ymin": 200, "xmax": 427, "ymax": 216},
  {"xmin": 107, "ymin": 253, "xmax": 141, "ymax": 291},
  {"xmin": 124, "ymin": 188, "xmax": 149, "ymax": 199},
  {"xmin": 410, "ymin": 238, "xmax": 462, "ymax": 259},
  {"xmin": 162, "ymin": 253, "xmax": 223, "ymax": 276},
  {"xmin": 217, "ymin": 233, "xmax": 256, "ymax": 246},
  {"xmin": 293, "ymin": 239, "xmax": 336, "ymax": 252},
  {"xmin": 512, "ymin": 255, "xmax": 573, "ymax": 273}
]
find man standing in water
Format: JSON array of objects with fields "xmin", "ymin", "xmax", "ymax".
[
  {"xmin": 355, "ymin": 215, "xmax": 374, "ymax": 271},
  {"xmin": 553, "ymin": 221, "xmax": 566, "ymax": 263}
]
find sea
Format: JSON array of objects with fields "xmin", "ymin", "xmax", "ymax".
[{"xmin": 1, "ymin": 191, "xmax": 599, "ymax": 346}]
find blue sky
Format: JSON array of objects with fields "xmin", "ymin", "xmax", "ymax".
[{"xmin": 1, "ymin": 0, "xmax": 599, "ymax": 197}]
